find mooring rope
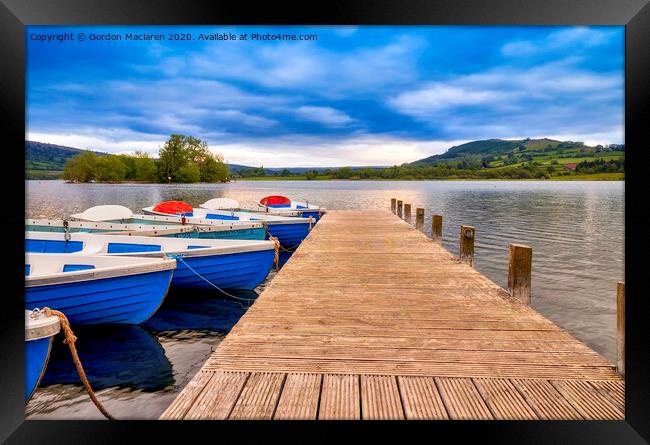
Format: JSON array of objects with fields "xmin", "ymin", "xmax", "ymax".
[
  {"xmin": 166, "ymin": 254, "xmax": 258, "ymax": 308},
  {"xmin": 267, "ymin": 235, "xmax": 280, "ymax": 271},
  {"xmin": 36, "ymin": 308, "xmax": 115, "ymax": 420}
]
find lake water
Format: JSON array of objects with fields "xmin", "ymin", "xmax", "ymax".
[{"xmin": 25, "ymin": 179, "xmax": 624, "ymax": 419}]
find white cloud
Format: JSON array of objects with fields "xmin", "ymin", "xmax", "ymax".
[
  {"xmin": 501, "ymin": 26, "xmax": 614, "ymax": 57},
  {"xmin": 182, "ymin": 33, "xmax": 425, "ymax": 97},
  {"xmin": 294, "ymin": 106, "xmax": 355, "ymax": 126},
  {"xmin": 27, "ymin": 129, "xmax": 469, "ymax": 168},
  {"xmin": 213, "ymin": 135, "xmax": 470, "ymax": 167},
  {"xmin": 26, "ymin": 131, "xmax": 167, "ymax": 154},
  {"xmin": 390, "ymin": 85, "xmax": 510, "ymax": 114},
  {"xmin": 389, "ymin": 59, "xmax": 622, "ymax": 120}
]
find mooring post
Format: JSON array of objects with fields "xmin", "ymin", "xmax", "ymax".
[
  {"xmin": 617, "ymin": 281, "xmax": 625, "ymax": 376},
  {"xmin": 431, "ymin": 215, "xmax": 443, "ymax": 243},
  {"xmin": 404, "ymin": 204, "xmax": 412, "ymax": 223},
  {"xmin": 459, "ymin": 225, "xmax": 476, "ymax": 266},
  {"xmin": 397, "ymin": 200, "xmax": 403, "ymax": 218},
  {"xmin": 415, "ymin": 208, "xmax": 424, "ymax": 232},
  {"xmin": 508, "ymin": 243, "xmax": 533, "ymax": 304},
  {"xmin": 390, "ymin": 198, "xmax": 397, "ymax": 214}
]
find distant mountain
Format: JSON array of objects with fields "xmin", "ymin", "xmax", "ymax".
[
  {"xmin": 26, "ymin": 141, "xmax": 106, "ymax": 171},
  {"xmin": 410, "ymin": 138, "xmax": 599, "ymax": 166}
]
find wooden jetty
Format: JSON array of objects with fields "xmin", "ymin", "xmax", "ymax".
[{"xmin": 161, "ymin": 208, "xmax": 624, "ymax": 420}]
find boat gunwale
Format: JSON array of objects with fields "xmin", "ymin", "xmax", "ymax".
[
  {"xmin": 71, "ymin": 213, "xmax": 265, "ymax": 231},
  {"xmin": 25, "ymin": 254, "xmax": 177, "ymax": 287},
  {"xmin": 25, "ymin": 311, "xmax": 61, "ymax": 341},
  {"xmin": 142, "ymin": 207, "xmax": 310, "ymax": 226}
]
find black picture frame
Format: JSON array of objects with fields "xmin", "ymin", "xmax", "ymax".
[{"xmin": 2, "ymin": 0, "xmax": 648, "ymax": 442}]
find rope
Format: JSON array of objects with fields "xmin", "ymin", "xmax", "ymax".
[
  {"xmin": 166, "ymin": 254, "xmax": 257, "ymax": 308},
  {"xmin": 267, "ymin": 235, "xmax": 280, "ymax": 271},
  {"xmin": 263, "ymin": 224, "xmax": 298, "ymax": 255},
  {"xmin": 39, "ymin": 308, "xmax": 115, "ymax": 420}
]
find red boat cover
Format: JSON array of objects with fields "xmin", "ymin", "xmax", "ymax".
[
  {"xmin": 259, "ymin": 195, "xmax": 291, "ymax": 206},
  {"xmin": 153, "ymin": 200, "xmax": 193, "ymax": 215}
]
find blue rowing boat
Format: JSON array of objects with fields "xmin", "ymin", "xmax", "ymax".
[
  {"xmin": 70, "ymin": 205, "xmax": 267, "ymax": 241},
  {"xmin": 199, "ymin": 197, "xmax": 326, "ymax": 222},
  {"xmin": 146, "ymin": 201, "xmax": 313, "ymax": 248},
  {"xmin": 25, "ymin": 253, "xmax": 176, "ymax": 325},
  {"xmin": 25, "ymin": 309, "xmax": 60, "ymax": 401},
  {"xmin": 258, "ymin": 195, "xmax": 325, "ymax": 222},
  {"xmin": 25, "ymin": 232, "xmax": 276, "ymax": 291}
]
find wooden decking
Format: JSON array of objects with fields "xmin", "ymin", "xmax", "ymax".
[{"xmin": 161, "ymin": 210, "xmax": 624, "ymax": 420}]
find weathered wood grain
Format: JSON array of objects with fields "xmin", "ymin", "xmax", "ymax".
[{"xmin": 161, "ymin": 210, "xmax": 624, "ymax": 420}]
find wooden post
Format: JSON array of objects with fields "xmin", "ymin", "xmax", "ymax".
[
  {"xmin": 617, "ymin": 281, "xmax": 625, "ymax": 376},
  {"xmin": 508, "ymin": 244, "xmax": 533, "ymax": 304},
  {"xmin": 404, "ymin": 204, "xmax": 412, "ymax": 223},
  {"xmin": 397, "ymin": 200, "xmax": 403, "ymax": 218},
  {"xmin": 415, "ymin": 208, "xmax": 424, "ymax": 232},
  {"xmin": 390, "ymin": 198, "xmax": 397, "ymax": 214},
  {"xmin": 459, "ymin": 225, "xmax": 476, "ymax": 266},
  {"xmin": 431, "ymin": 215, "xmax": 443, "ymax": 243}
]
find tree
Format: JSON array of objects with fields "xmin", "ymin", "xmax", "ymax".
[
  {"xmin": 157, "ymin": 134, "xmax": 190, "ymax": 182},
  {"xmin": 62, "ymin": 151, "xmax": 98, "ymax": 182},
  {"xmin": 333, "ymin": 167, "xmax": 352, "ymax": 179},
  {"xmin": 157, "ymin": 134, "xmax": 229, "ymax": 183},
  {"xmin": 200, "ymin": 152, "xmax": 229, "ymax": 182},
  {"xmin": 177, "ymin": 163, "xmax": 201, "ymax": 183},
  {"xmin": 95, "ymin": 156, "xmax": 128, "ymax": 182},
  {"xmin": 132, "ymin": 151, "xmax": 157, "ymax": 182}
]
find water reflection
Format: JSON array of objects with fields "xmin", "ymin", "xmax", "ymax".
[
  {"xmin": 27, "ymin": 288, "xmax": 254, "ymax": 419},
  {"xmin": 41, "ymin": 325, "xmax": 173, "ymax": 392},
  {"xmin": 144, "ymin": 288, "xmax": 254, "ymax": 333}
]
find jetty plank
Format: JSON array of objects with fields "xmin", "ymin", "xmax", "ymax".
[
  {"xmin": 473, "ymin": 378, "xmax": 538, "ymax": 420},
  {"xmin": 184, "ymin": 371, "xmax": 248, "ymax": 420},
  {"xmin": 274, "ymin": 373, "xmax": 322, "ymax": 420},
  {"xmin": 397, "ymin": 376, "xmax": 448, "ymax": 420},
  {"xmin": 159, "ymin": 370, "xmax": 214, "ymax": 420},
  {"xmin": 318, "ymin": 374, "xmax": 360, "ymax": 420},
  {"xmin": 162, "ymin": 210, "xmax": 624, "ymax": 420},
  {"xmin": 228, "ymin": 372, "xmax": 285, "ymax": 420},
  {"xmin": 436, "ymin": 377, "xmax": 494, "ymax": 420},
  {"xmin": 360, "ymin": 375, "xmax": 405, "ymax": 420},
  {"xmin": 511, "ymin": 379, "xmax": 583, "ymax": 420}
]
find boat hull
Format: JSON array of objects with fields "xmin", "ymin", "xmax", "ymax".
[
  {"xmin": 266, "ymin": 223, "xmax": 310, "ymax": 248},
  {"xmin": 25, "ymin": 269, "xmax": 174, "ymax": 325},
  {"xmin": 25, "ymin": 336, "xmax": 53, "ymax": 401},
  {"xmin": 171, "ymin": 250, "xmax": 274, "ymax": 290},
  {"xmin": 299, "ymin": 210, "xmax": 321, "ymax": 222}
]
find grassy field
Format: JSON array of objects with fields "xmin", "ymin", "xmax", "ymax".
[
  {"xmin": 488, "ymin": 153, "xmax": 624, "ymax": 169},
  {"xmin": 25, "ymin": 169, "xmax": 63, "ymax": 179},
  {"xmin": 237, "ymin": 173, "xmax": 624, "ymax": 181},
  {"xmin": 549, "ymin": 172, "xmax": 624, "ymax": 181}
]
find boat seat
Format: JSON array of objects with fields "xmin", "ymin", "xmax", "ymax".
[
  {"xmin": 107, "ymin": 243, "xmax": 162, "ymax": 253},
  {"xmin": 62, "ymin": 264, "xmax": 96, "ymax": 272}
]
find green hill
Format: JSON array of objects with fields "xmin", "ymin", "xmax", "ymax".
[
  {"xmin": 26, "ymin": 141, "xmax": 107, "ymax": 178},
  {"xmin": 410, "ymin": 138, "xmax": 624, "ymax": 171}
]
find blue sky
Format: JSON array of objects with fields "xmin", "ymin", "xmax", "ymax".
[{"xmin": 26, "ymin": 26, "xmax": 624, "ymax": 167}]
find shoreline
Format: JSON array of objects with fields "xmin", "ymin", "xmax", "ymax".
[{"xmin": 26, "ymin": 173, "xmax": 624, "ymax": 184}]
